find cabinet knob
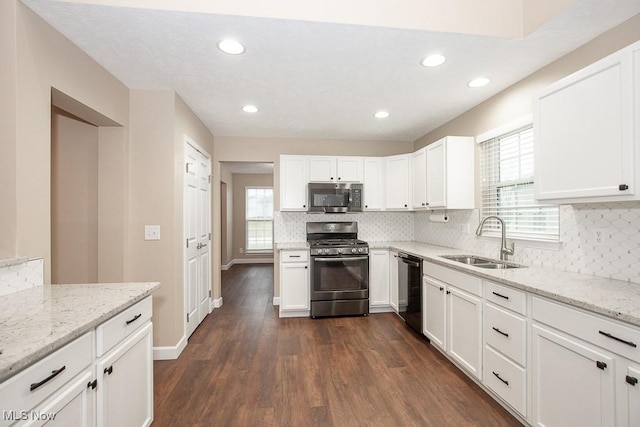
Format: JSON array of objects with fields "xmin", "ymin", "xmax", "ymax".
[
  {"xmin": 619, "ymin": 184, "xmax": 629, "ymax": 191},
  {"xmin": 627, "ymin": 375, "xmax": 638, "ymax": 386},
  {"xmin": 596, "ymin": 361, "xmax": 607, "ymax": 370},
  {"xmin": 365, "ymin": 205, "xmax": 368, "ymax": 208},
  {"xmin": 330, "ymin": 177, "xmax": 334, "ymax": 181},
  {"xmin": 338, "ymin": 177, "xmax": 341, "ymax": 181},
  {"xmin": 439, "ymin": 287, "xmax": 444, "ymax": 292},
  {"xmin": 404, "ymin": 204, "xmax": 407, "ymax": 208},
  {"xmin": 304, "ymin": 266, "xmax": 308, "ymax": 269},
  {"xmin": 303, "ymin": 205, "xmax": 306, "ymax": 208},
  {"xmin": 446, "ymin": 290, "xmax": 451, "ymax": 295}
]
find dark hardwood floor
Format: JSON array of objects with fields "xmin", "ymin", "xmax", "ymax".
[{"xmin": 152, "ymin": 264, "xmax": 522, "ymax": 426}]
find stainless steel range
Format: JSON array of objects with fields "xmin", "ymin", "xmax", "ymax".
[{"xmin": 307, "ymin": 222, "xmax": 369, "ymax": 318}]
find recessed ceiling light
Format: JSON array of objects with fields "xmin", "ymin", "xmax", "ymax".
[
  {"xmin": 421, "ymin": 54, "xmax": 446, "ymax": 67},
  {"xmin": 218, "ymin": 39, "xmax": 245, "ymax": 55},
  {"xmin": 242, "ymin": 105, "xmax": 259, "ymax": 113},
  {"xmin": 374, "ymin": 111, "xmax": 390, "ymax": 119},
  {"xmin": 468, "ymin": 77, "xmax": 491, "ymax": 88}
]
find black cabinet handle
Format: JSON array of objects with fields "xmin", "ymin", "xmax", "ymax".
[
  {"xmin": 446, "ymin": 290, "xmax": 451, "ymax": 295},
  {"xmin": 492, "ymin": 291, "xmax": 509, "ymax": 300},
  {"xmin": 619, "ymin": 184, "xmax": 629, "ymax": 191},
  {"xmin": 626, "ymin": 376, "xmax": 638, "ymax": 386},
  {"xmin": 598, "ymin": 330, "xmax": 637, "ymax": 348},
  {"xmin": 104, "ymin": 366, "xmax": 113, "ymax": 375},
  {"xmin": 596, "ymin": 361, "xmax": 607, "ymax": 370},
  {"xmin": 87, "ymin": 379, "xmax": 98, "ymax": 390},
  {"xmin": 439, "ymin": 287, "xmax": 444, "ymax": 292},
  {"xmin": 492, "ymin": 327, "xmax": 509, "ymax": 338},
  {"xmin": 492, "ymin": 371, "xmax": 509, "ymax": 386},
  {"xmin": 125, "ymin": 313, "xmax": 142, "ymax": 325},
  {"xmin": 30, "ymin": 366, "xmax": 66, "ymax": 392},
  {"xmin": 289, "ymin": 255, "xmax": 301, "ymax": 258}
]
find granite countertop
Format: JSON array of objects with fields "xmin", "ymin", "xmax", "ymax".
[
  {"xmin": 370, "ymin": 241, "xmax": 640, "ymax": 328},
  {"xmin": 0, "ymin": 282, "xmax": 160, "ymax": 383},
  {"xmin": 276, "ymin": 242, "xmax": 309, "ymax": 250}
]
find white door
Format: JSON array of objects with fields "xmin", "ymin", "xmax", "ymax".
[
  {"xmin": 389, "ymin": 251, "xmax": 398, "ymax": 311},
  {"xmin": 369, "ymin": 249, "xmax": 389, "ymax": 307},
  {"xmin": 426, "ymin": 138, "xmax": 446, "ymax": 208},
  {"xmin": 423, "ymin": 276, "xmax": 446, "ymax": 350},
  {"xmin": 627, "ymin": 364, "xmax": 640, "ymax": 426},
  {"xmin": 448, "ymin": 286, "xmax": 482, "ymax": 379},
  {"xmin": 184, "ymin": 140, "xmax": 211, "ymax": 338},
  {"xmin": 363, "ymin": 158, "xmax": 384, "ymax": 210},
  {"xmin": 411, "ymin": 148, "xmax": 427, "ymax": 208}
]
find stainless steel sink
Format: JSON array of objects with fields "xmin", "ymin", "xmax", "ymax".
[{"xmin": 440, "ymin": 255, "xmax": 525, "ymax": 269}]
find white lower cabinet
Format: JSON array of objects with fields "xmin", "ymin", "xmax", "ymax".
[
  {"xmin": 484, "ymin": 345, "xmax": 527, "ymax": 417},
  {"xmin": 0, "ymin": 297, "xmax": 154, "ymax": 427},
  {"xmin": 389, "ymin": 251, "xmax": 399, "ymax": 312},
  {"xmin": 279, "ymin": 250, "xmax": 309, "ymax": 317},
  {"xmin": 423, "ymin": 262, "xmax": 482, "ymax": 380},
  {"xmin": 369, "ymin": 249, "xmax": 391, "ymax": 311},
  {"xmin": 625, "ymin": 364, "xmax": 640, "ymax": 426},
  {"xmin": 532, "ymin": 324, "xmax": 616, "ymax": 427},
  {"xmin": 96, "ymin": 322, "xmax": 153, "ymax": 427}
]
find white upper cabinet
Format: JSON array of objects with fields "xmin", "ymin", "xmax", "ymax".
[
  {"xmin": 426, "ymin": 136, "xmax": 475, "ymax": 209},
  {"xmin": 385, "ymin": 154, "xmax": 412, "ymax": 210},
  {"xmin": 534, "ymin": 40, "xmax": 640, "ymax": 203},
  {"xmin": 363, "ymin": 157, "xmax": 385, "ymax": 210},
  {"xmin": 308, "ymin": 156, "xmax": 363, "ymax": 182},
  {"xmin": 279, "ymin": 155, "xmax": 308, "ymax": 211},
  {"xmin": 412, "ymin": 148, "xmax": 428, "ymax": 209}
]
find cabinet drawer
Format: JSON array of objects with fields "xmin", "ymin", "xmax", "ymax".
[
  {"xmin": 0, "ymin": 332, "xmax": 92, "ymax": 426},
  {"xmin": 484, "ymin": 302, "xmax": 527, "ymax": 366},
  {"xmin": 280, "ymin": 250, "xmax": 309, "ymax": 263},
  {"xmin": 533, "ymin": 296, "xmax": 640, "ymax": 363},
  {"xmin": 424, "ymin": 261, "xmax": 482, "ymax": 297},
  {"xmin": 96, "ymin": 296, "xmax": 152, "ymax": 357},
  {"xmin": 484, "ymin": 345, "xmax": 527, "ymax": 417},
  {"xmin": 484, "ymin": 281, "xmax": 527, "ymax": 315}
]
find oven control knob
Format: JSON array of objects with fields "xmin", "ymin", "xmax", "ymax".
[
  {"xmin": 351, "ymin": 248, "xmax": 357, "ymax": 254},
  {"xmin": 337, "ymin": 248, "xmax": 342, "ymax": 254},
  {"xmin": 358, "ymin": 248, "xmax": 364, "ymax": 253}
]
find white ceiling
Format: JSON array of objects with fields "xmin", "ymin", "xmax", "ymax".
[{"xmin": 22, "ymin": 0, "xmax": 640, "ymax": 142}]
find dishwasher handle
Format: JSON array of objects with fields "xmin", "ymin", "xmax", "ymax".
[{"xmin": 398, "ymin": 253, "xmax": 421, "ymax": 268}]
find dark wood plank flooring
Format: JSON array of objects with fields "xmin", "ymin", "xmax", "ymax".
[{"xmin": 153, "ymin": 264, "xmax": 522, "ymax": 426}]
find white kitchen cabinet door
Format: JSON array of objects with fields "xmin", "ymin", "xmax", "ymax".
[
  {"xmin": 389, "ymin": 251, "xmax": 399, "ymax": 312},
  {"xmin": 279, "ymin": 262, "xmax": 309, "ymax": 312},
  {"xmin": 411, "ymin": 148, "xmax": 428, "ymax": 209},
  {"xmin": 532, "ymin": 324, "xmax": 615, "ymax": 427},
  {"xmin": 336, "ymin": 157, "xmax": 364, "ymax": 182},
  {"xmin": 625, "ymin": 364, "xmax": 640, "ymax": 427},
  {"xmin": 280, "ymin": 155, "xmax": 308, "ymax": 211},
  {"xmin": 363, "ymin": 157, "xmax": 384, "ymax": 210},
  {"xmin": 423, "ymin": 276, "xmax": 446, "ymax": 350},
  {"xmin": 534, "ymin": 43, "xmax": 636, "ymax": 202},
  {"xmin": 369, "ymin": 249, "xmax": 390, "ymax": 307},
  {"xmin": 385, "ymin": 154, "xmax": 411, "ymax": 210},
  {"xmin": 308, "ymin": 157, "xmax": 336, "ymax": 182},
  {"xmin": 448, "ymin": 286, "xmax": 482, "ymax": 379},
  {"xmin": 97, "ymin": 322, "xmax": 153, "ymax": 427},
  {"xmin": 426, "ymin": 139, "xmax": 446, "ymax": 208}
]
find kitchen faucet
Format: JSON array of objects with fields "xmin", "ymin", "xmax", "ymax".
[{"xmin": 475, "ymin": 215, "xmax": 514, "ymax": 261}]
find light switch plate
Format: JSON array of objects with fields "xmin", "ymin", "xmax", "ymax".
[{"xmin": 144, "ymin": 225, "xmax": 161, "ymax": 241}]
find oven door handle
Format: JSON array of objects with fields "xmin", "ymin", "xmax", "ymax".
[{"xmin": 313, "ymin": 256, "xmax": 368, "ymax": 262}]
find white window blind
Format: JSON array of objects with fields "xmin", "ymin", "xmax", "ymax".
[
  {"xmin": 479, "ymin": 125, "xmax": 559, "ymax": 241},
  {"xmin": 246, "ymin": 187, "xmax": 273, "ymax": 252}
]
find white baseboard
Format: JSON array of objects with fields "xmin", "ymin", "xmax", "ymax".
[
  {"xmin": 153, "ymin": 334, "xmax": 187, "ymax": 360},
  {"xmin": 233, "ymin": 258, "xmax": 274, "ymax": 264},
  {"xmin": 213, "ymin": 297, "xmax": 223, "ymax": 308},
  {"xmin": 369, "ymin": 306, "xmax": 395, "ymax": 314},
  {"xmin": 221, "ymin": 260, "xmax": 234, "ymax": 270},
  {"xmin": 273, "ymin": 297, "xmax": 280, "ymax": 306}
]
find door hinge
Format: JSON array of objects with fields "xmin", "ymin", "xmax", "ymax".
[
  {"xmin": 209, "ymin": 232, "xmax": 211, "ymax": 241},
  {"xmin": 186, "ymin": 238, "xmax": 189, "ymax": 248},
  {"xmin": 187, "ymin": 313, "xmax": 190, "ymax": 322},
  {"xmin": 209, "ymin": 290, "xmax": 212, "ymax": 298},
  {"xmin": 208, "ymin": 175, "xmax": 212, "ymax": 183}
]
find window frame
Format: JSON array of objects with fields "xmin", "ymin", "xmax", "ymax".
[
  {"xmin": 477, "ymin": 117, "xmax": 560, "ymax": 242},
  {"xmin": 245, "ymin": 186, "xmax": 274, "ymax": 254}
]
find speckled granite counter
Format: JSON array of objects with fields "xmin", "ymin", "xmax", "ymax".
[
  {"xmin": 276, "ymin": 242, "xmax": 308, "ymax": 250},
  {"xmin": 370, "ymin": 241, "xmax": 640, "ymax": 328},
  {"xmin": 0, "ymin": 282, "xmax": 160, "ymax": 383}
]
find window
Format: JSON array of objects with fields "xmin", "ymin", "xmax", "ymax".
[
  {"xmin": 246, "ymin": 187, "xmax": 273, "ymax": 253},
  {"xmin": 479, "ymin": 125, "xmax": 559, "ymax": 241}
]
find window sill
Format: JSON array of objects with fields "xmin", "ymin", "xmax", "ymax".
[
  {"xmin": 245, "ymin": 250, "xmax": 274, "ymax": 255},
  {"xmin": 477, "ymin": 235, "xmax": 562, "ymax": 251}
]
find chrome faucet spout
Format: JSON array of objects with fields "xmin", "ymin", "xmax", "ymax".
[{"xmin": 475, "ymin": 215, "xmax": 514, "ymax": 261}]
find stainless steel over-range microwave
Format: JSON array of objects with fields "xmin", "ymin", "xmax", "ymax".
[{"xmin": 307, "ymin": 183, "xmax": 363, "ymax": 213}]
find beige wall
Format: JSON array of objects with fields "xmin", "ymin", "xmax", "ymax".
[
  {"xmin": 7, "ymin": 1, "xmax": 130, "ymax": 282},
  {"xmin": 220, "ymin": 163, "xmax": 233, "ymax": 267},
  {"xmin": 232, "ymin": 174, "xmax": 274, "ymax": 262},
  {"xmin": 51, "ymin": 107, "xmax": 99, "ymax": 283},
  {"xmin": 415, "ymin": 13, "xmax": 640, "ymax": 149}
]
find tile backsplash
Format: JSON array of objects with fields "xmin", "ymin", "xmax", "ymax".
[
  {"xmin": 275, "ymin": 211, "xmax": 414, "ymax": 243},
  {"xmin": 276, "ymin": 202, "xmax": 640, "ymax": 284},
  {"xmin": 0, "ymin": 258, "xmax": 44, "ymax": 296},
  {"xmin": 415, "ymin": 202, "xmax": 640, "ymax": 284}
]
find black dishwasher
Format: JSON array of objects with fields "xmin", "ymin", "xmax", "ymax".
[{"xmin": 397, "ymin": 252, "xmax": 423, "ymax": 335}]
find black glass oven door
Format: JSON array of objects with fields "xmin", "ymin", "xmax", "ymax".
[{"xmin": 311, "ymin": 256, "xmax": 369, "ymax": 301}]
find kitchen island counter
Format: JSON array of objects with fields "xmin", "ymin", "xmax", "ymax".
[
  {"xmin": 371, "ymin": 241, "xmax": 640, "ymax": 328},
  {"xmin": 0, "ymin": 282, "xmax": 159, "ymax": 383}
]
